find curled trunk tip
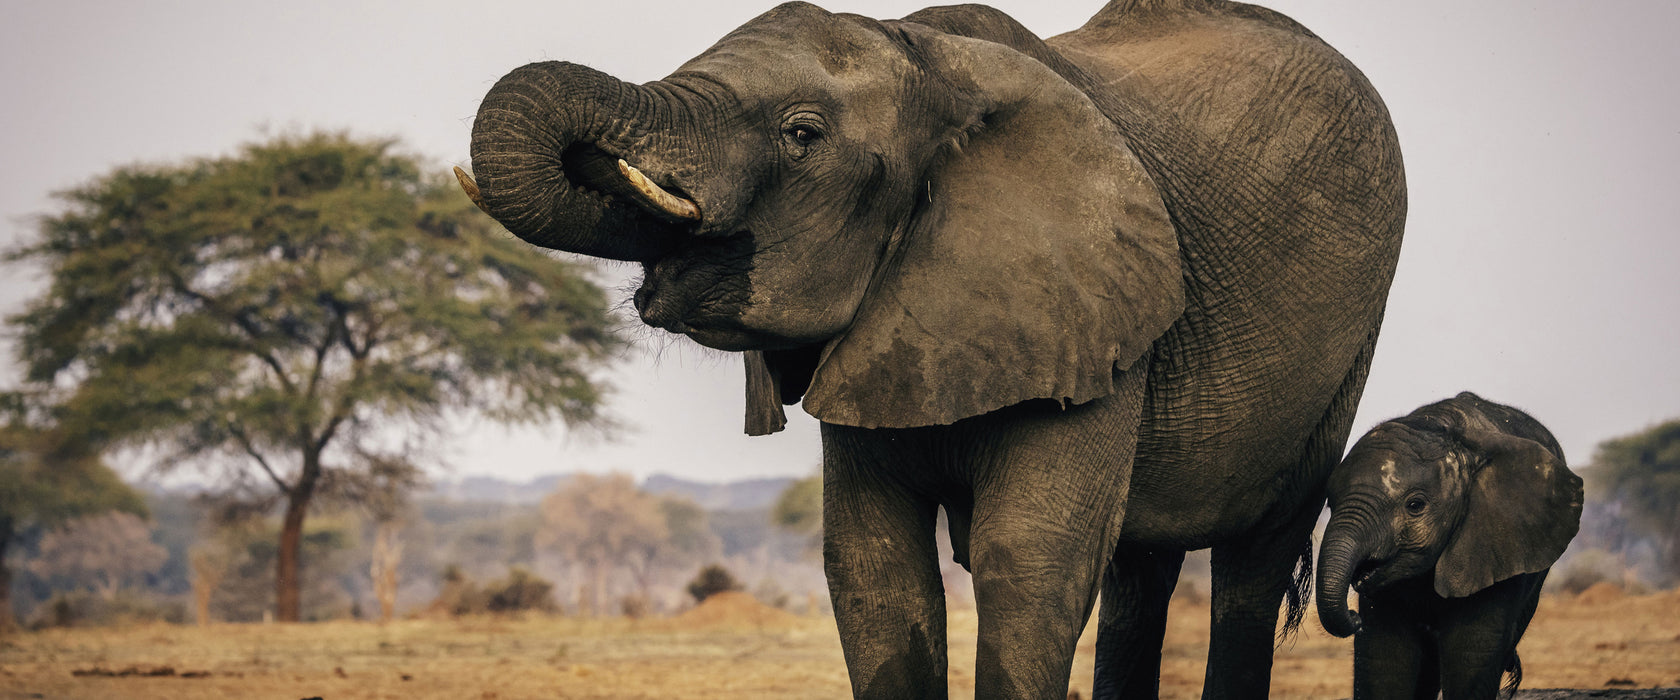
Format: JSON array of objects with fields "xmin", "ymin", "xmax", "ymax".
[{"xmin": 468, "ymin": 60, "xmax": 684, "ymax": 262}]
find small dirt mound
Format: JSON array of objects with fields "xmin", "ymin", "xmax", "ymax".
[
  {"xmin": 1575, "ymin": 581, "xmax": 1625, "ymax": 605},
  {"xmin": 672, "ymin": 591, "xmax": 800, "ymax": 630}
]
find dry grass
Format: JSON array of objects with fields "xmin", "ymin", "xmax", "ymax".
[{"xmin": 2, "ymin": 587, "xmax": 1675, "ymax": 699}]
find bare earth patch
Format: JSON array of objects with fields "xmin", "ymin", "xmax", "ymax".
[{"xmin": 1, "ymin": 587, "xmax": 1674, "ymax": 699}]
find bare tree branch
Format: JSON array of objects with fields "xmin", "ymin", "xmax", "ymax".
[
  {"xmin": 165, "ymin": 270, "xmax": 298, "ymax": 395},
  {"xmin": 228, "ymin": 422, "xmax": 292, "ymax": 493}
]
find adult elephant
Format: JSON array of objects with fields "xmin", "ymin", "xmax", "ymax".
[{"xmin": 462, "ymin": 1, "xmax": 1405, "ymax": 697}]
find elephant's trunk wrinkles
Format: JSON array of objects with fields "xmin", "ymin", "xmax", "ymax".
[
  {"xmin": 1316, "ymin": 510, "xmax": 1376, "ymax": 638},
  {"xmin": 469, "ymin": 61, "xmax": 691, "ymax": 261}
]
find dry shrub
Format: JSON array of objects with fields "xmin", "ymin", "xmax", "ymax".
[
  {"xmin": 429, "ymin": 565, "xmax": 482, "ymax": 616},
  {"xmin": 686, "ymin": 564, "xmax": 742, "ymax": 603},
  {"xmin": 431, "ymin": 566, "xmax": 557, "ymax": 615},
  {"xmin": 619, "ymin": 595, "xmax": 650, "ymax": 619},
  {"xmin": 484, "ymin": 568, "xmax": 557, "ymax": 613}
]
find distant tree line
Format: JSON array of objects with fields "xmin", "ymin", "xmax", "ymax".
[
  {"xmin": 1556, "ymin": 418, "xmax": 1680, "ymax": 591},
  {"xmin": 2, "ymin": 472, "xmax": 829, "ymax": 626}
]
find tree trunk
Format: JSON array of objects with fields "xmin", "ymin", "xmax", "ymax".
[
  {"xmin": 275, "ymin": 453, "xmax": 321, "ymax": 623},
  {"xmin": 0, "ymin": 515, "xmax": 14, "ymax": 632},
  {"xmin": 190, "ymin": 549, "xmax": 223, "ymax": 627},
  {"xmin": 371, "ymin": 521, "xmax": 401, "ymax": 623},
  {"xmin": 591, "ymin": 561, "xmax": 608, "ymax": 617}
]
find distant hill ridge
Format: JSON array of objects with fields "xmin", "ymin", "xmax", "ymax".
[
  {"xmin": 641, "ymin": 474, "xmax": 795, "ymax": 511},
  {"xmin": 425, "ymin": 473, "xmax": 796, "ymax": 510}
]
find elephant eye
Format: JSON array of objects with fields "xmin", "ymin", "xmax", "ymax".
[
  {"xmin": 785, "ymin": 124, "xmax": 822, "ymax": 146},
  {"xmin": 1405, "ymin": 496, "xmax": 1428, "ymax": 515}
]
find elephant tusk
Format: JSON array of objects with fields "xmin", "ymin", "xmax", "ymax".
[
  {"xmin": 617, "ymin": 159, "xmax": 702, "ymax": 222},
  {"xmin": 453, "ymin": 166, "xmax": 491, "ymax": 215}
]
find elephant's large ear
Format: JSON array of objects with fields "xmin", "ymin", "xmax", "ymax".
[
  {"xmin": 800, "ymin": 28, "xmax": 1183, "ymax": 428},
  {"xmin": 743, "ymin": 351, "xmax": 787, "ymax": 436},
  {"xmin": 743, "ymin": 347, "xmax": 822, "ymax": 436},
  {"xmin": 1435, "ymin": 426, "xmax": 1584, "ymax": 598}
]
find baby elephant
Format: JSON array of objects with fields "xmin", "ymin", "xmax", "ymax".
[{"xmin": 1316, "ymin": 392, "xmax": 1583, "ymax": 700}]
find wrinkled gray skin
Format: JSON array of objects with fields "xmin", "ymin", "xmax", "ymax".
[
  {"xmin": 1316, "ymin": 393, "xmax": 1584, "ymax": 700},
  {"xmin": 468, "ymin": 1, "xmax": 1405, "ymax": 697}
]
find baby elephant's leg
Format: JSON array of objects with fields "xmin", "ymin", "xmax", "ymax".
[
  {"xmin": 1435, "ymin": 574, "xmax": 1545, "ymax": 700},
  {"xmin": 1352, "ymin": 589, "xmax": 1439, "ymax": 700}
]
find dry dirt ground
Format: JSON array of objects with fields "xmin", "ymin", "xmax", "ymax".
[{"xmin": 2, "ymin": 587, "xmax": 1676, "ymax": 699}]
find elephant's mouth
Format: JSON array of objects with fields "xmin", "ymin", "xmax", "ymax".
[
  {"xmin": 633, "ymin": 233, "xmax": 764, "ymax": 350},
  {"xmin": 547, "ymin": 146, "xmax": 763, "ymax": 348},
  {"xmin": 1351, "ymin": 561, "xmax": 1385, "ymax": 593}
]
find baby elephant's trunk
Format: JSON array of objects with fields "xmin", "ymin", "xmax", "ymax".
[{"xmin": 1315, "ymin": 515, "xmax": 1373, "ymax": 638}]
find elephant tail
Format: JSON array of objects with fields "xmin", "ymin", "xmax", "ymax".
[
  {"xmin": 1501, "ymin": 652, "xmax": 1523, "ymax": 699},
  {"xmin": 1277, "ymin": 535, "xmax": 1314, "ymax": 644}
]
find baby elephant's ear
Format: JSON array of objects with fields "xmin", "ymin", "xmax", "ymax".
[
  {"xmin": 1436, "ymin": 428, "xmax": 1584, "ymax": 598},
  {"xmin": 800, "ymin": 28, "xmax": 1183, "ymax": 428}
]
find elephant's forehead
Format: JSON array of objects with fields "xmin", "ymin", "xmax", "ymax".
[
  {"xmin": 1342, "ymin": 425, "xmax": 1454, "ymax": 488},
  {"xmin": 672, "ymin": 6, "xmax": 913, "ymax": 101},
  {"xmin": 1361, "ymin": 424, "xmax": 1451, "ymax": 460}
]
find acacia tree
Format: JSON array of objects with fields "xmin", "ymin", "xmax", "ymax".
[{"xmin": 5, "ymin": 133, "xmax": 623, "ymax": 621}]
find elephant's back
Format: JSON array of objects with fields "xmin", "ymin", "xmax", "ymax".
[
  {"xmin": 1048, "ymin": 2, "xmax": 1404, "ymax": 221},
  {"xmin": 1051, "ymin": 3, "xmax": 1408, "ymax": 543}
]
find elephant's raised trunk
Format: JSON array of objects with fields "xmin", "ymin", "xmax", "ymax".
[
  {"xmin": 468, "ymin": 61, "xmax": 695, "ymax": 261},
  {"xmin": 1316, "ymin": 510, "xmax": 1376, "ymax": 638}
]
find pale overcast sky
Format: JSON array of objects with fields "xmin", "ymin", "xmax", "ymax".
[{"xmin": 2, "ymin": 1, "xmax": 1676, "ymax": 486}]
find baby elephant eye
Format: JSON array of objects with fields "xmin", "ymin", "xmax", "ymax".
[{"xmin": 1404, "ymin": 497, "xmax": 1428, "ymax": 515}]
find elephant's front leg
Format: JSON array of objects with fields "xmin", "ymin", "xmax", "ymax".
[
  {"xmin": 968, "ymin": 370, "xmax": 1145, "ymax": 698},
  {"xmin": 822, "ymin": 424, "xmax": 949, "ymax": 699}
]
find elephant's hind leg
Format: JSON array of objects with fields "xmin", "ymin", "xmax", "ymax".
[
  {"xmin": 1092, "ymin": 545, "xmax": 1184, "ymax": 700},
  {"xmin": 1204, "ymin": 515, "xmax": 1320, "ymax": 699},
  {"xmin": 1204, "ymin": 329, "xmax": 1380, "ymax": 699}
]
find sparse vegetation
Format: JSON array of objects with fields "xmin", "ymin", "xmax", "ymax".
[{"xmin": 1, "ymin": 589, "xmax": 1676, "ymax": 698}]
